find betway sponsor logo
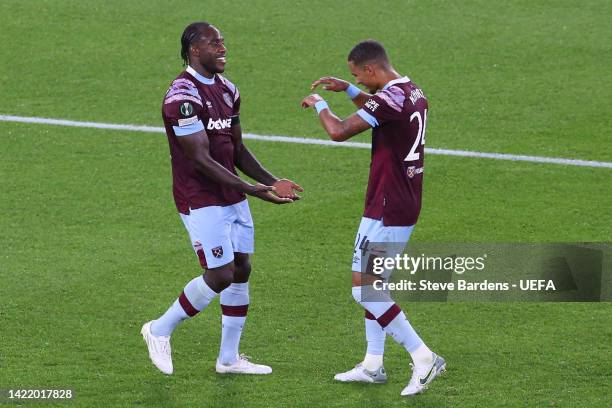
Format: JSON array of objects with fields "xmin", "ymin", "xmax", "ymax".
[{"xmin": 207, "ymin": 118, "xmax": 232, "ymax": 130}]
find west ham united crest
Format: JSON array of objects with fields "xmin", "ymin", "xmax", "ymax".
[
  {"xmin": 406, "ymin": 166, "xmax": 423, "ymax": 179},
  {"xmin": 180, "ymin": 102, "xmax": 194, "ymax": 116},
  {"xmin": 222, "ymin": 93, "xmax": 233, "ymax": 107},
  {"xmin": 212, "ymin": 246, "xmax": 224, "ymax": 258}
]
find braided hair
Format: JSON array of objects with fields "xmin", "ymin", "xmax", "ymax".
[{"xmin": 180, "ymin": 22, "xmax": 210, "ymax": 66}]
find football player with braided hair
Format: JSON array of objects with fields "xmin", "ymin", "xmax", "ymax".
[{"xmin": 142, "ymin": 21, "xmax": 302, "ymax": 376}]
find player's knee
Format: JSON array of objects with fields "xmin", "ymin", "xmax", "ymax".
[
  {"xmin": 203, "ymin": 264, "xmax": 235, "ymax": 292},
  {"xmin": 233, "ymin": 253, "xmax": 251, "ymax": 283},
  {"xmin": 233, "ymin": 260, "xmax": 251, "ymax": 283},
  {"xmin": 217, "ymin": 267, "xmax": 235, "ymax": 288}
]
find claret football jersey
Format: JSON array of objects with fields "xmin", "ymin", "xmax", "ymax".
[
  {"xmin": 356, "ymin": 77, "xmax": 428, "ymax": 226},
  {"xmin": 162, "ymin": 66, "xmax": 245, "ymax": 214}
]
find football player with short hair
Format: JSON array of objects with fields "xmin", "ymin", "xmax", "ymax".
[
  {"xmin": 302, "ymin": 40, "xmax": 445, "ymax": 396},
  {"xmin": 141, "ymin": 22, "xmax": 302, "ymax": 376}
]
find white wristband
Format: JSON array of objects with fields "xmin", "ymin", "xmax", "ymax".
[
  {"xmin": 346, "ymin": 84, "xmax": 361, "ymax": 99},
  {"xmin": 315, "ymin": 100, "xmax": 329, "ymax": 114}
]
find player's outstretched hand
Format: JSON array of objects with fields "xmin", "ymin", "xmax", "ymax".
[
  {"xmin": 311, "ymin": 76, "xmax": 349, "ymax": 92},
  {"xmin": 301, "ymin": 94, "xmax": 324, "ymax": 109},
  {"xmin": 273, "ymin": 178, "xmax": 304, "ymax": 200},
  {"xmin": 247, "ymin": 183, "xmax": 294, "ymax": 204}
]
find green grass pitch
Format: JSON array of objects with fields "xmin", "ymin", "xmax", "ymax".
[{"xmin": 1, "ymin": 1, "xmax": 611, "ymax": 407}]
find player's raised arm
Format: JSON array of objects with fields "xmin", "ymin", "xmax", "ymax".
[
  {"xmin": 311, "ymin": 76, "xmax": 371, "ymax": 108},
  {"xmin": 176, "ymin": 129, "xmax": 292, "ymax": 204},
  {"xmin": 301, "ymin": 94, "xmax": 371, "ymax": 142},
  {"xmin": 231, "ymin": 122, "xmax": 303, "ymax": 200}
]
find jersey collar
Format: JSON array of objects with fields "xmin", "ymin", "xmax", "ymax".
[
  {"xmin": 382, "ymin": 76, "xmax": 410, "ymax": 90},
  {"xmin": 186, "ymin": 66, "xmax": 216, "ymax": 85}
]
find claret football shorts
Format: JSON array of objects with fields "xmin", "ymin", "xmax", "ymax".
[
  {"xmin": 351, "ymin": 217, "xmax": 414, "ymax": 279},
  {"xmin": 180, "ymin": 199, "xmax": 254, "ymax": 269}
]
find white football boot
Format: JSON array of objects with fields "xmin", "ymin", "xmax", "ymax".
[
  {"xmin": 401, "ymin": 353, "xmax": 446, "ymax": 396},
  {"xmin": 141, "ymin": 321, "xmax": 173, "ymax": 375},
  {"xmin": 215, "ymin": 354, "xmax": 272, "ymax": 375},
  {"xmin": 334, "ymin": 363, "xmax": 388, "ymax": 383}
]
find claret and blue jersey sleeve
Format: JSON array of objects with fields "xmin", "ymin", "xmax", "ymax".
[
  {"xmin": 357, "ymin": 85, "xmax": 407, "ymax": 128},
  {"xmin": 162, "ymin": 78, "xmax": 205, "ymax": 136}
]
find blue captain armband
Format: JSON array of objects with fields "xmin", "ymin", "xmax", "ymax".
[{"xmin": 173, "ymin": 119, "xmax": 204, "ymax": 136}]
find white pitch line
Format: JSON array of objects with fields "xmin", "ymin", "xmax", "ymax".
[{"xmin": 1, "ymin": 114, "xmax": 611, "ymax": 169}]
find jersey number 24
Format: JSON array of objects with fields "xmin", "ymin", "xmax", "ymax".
[{"xmin": 405, "ymin": 109, "xmax": 427, "ymax": 162}]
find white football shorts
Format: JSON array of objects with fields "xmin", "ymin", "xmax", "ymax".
[
  {"xmin": 351, "ymin": 217, "xmax": 415, "ymax": 279},
  {"xmin": 180, "ymin": 199, "xmax": 254, "ymax": 269}
]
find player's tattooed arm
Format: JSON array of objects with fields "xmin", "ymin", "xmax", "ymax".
[
  {"xmin": 349, "ymin": 92, "xmax": 372, "ymax": 108},
  {"xmin": 301, "ymin": 94, "xmax": 371, "ymax": 142},
  {"xmin": 177, "ymin": 129, "xmax": 291, "ymax": 203},
  {"xmin": 310, "ymin": 76, "xmax": 371, "ymax": 108},
  {"xmin": 231, "ymin": 124, "xmax": 303, "ymax": 200},
  {"xmin": 320, "ymin": 112, "xmax": 371, "ymax": 142}
]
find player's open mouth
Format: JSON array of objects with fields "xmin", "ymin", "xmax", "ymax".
[{"xmin": 217, "ymin": 56, "xmax": 226, "ymax": 63}]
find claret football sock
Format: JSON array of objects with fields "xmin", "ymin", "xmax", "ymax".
[
  {"xmin": 151, "ymin": 276, "xmax": 218, "ymax": 336},
  {"xmin": 218, "ymin": 282, "xmax": 249, "ymax": 365}
]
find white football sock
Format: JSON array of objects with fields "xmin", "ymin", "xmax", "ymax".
[
  {"xmin": 151, "ymin": 299, "xmax": 187, "ymax": 337},
  {"xmin": 352, "ymin": 286, "xmax": 424, "ymax": 357},
  {"xmin": 363, "ymin": 353, "xmax": 384, "ymax": 371},
  {"xmin": 218, "ymin": 282, "xmax": 249, "ymax": 365},
  {"xmin": 151, "ymin": 276, "xmax": 218, "ymax": 336},
  {"xmin": 365, "ymin": 312, "xmax": 385, "ymax": 356},
  {"xmin": 383, "ymin": 310, "xmax": 424, "ymax": 354},
  {"xmin": 410, "ymin": 343, "xmax": 434, "ymax": 368}
]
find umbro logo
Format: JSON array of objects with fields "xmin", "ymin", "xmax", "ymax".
[{"xmin": 207, "ymin": 118, "xmax": 232, "ymax": 130}]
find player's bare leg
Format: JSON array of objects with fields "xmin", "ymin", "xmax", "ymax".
[
  {"xmin": 215, "ymin": 252, "xmax": 272, "ymax": 375},
  {"xmin": 142, "ymin": 263, "xmax": 233, "ymax": 375}
]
